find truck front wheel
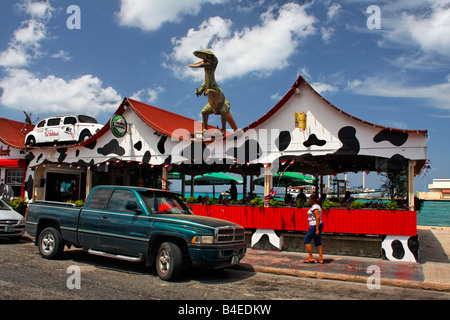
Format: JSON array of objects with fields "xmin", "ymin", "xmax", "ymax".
[
  {"xmin": 156, "ymin": 242, "xmax": 182, "ymax": 281},
  {"xmin": 38, "ymin": 227, "xmax": 64, "ymax": 259}
]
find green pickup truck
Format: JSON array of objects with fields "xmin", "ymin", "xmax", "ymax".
[{"xmin": 25, "ymin": 185, "xmax": 247, "ymax": 281}]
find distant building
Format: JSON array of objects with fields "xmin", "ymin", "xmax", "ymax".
[{"xmin": 417, "ymin": 179, "xmax": 450, "ymax": 200}]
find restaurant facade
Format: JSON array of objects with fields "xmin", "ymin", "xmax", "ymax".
[{"xmin": 1, "ymin": 75, "xmax": 428, "ymax": 262}]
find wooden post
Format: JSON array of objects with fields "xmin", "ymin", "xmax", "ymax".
[
  {"xmin": 85, "ymin": 167, "xmax": 92, "ymax": 198},
  {"xmin": 242, "ymin": 173, "xmax": 247, "ymax": 199},
  {"xmin": 181, "ymin": 173, "xmax": 186, "ymax": 198},
  {"xmin": 264, "ymin": 165, "xmax": 273, "ymax": 207},
  {"xmin": 161, "ymin": 166, "xmax": 168, "ymax": 191},
  {"xmin": 408, "ymin": 160, "xmax": 416, "ymax": 210}
]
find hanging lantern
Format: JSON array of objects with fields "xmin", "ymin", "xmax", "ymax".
[{"xmin": 295, "ymin": 112, "xmax": 306, "ymax": 130}]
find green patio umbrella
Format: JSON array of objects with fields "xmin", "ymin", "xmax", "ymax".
[
  {"xmin": 253, "ymin": 172, "xmax": 315, "ymax": 195},
  {"xmin": 168, "ymin": 172, "xmax": 182, "ymax": 180},
  {"xmin": 185, "ymin": 172, "xmax": 243, "ymax": 198}
]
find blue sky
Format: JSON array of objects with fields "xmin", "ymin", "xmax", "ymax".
[{"xmin": 0, "ymin": 0, "xmax": 449, "ymax": 192}]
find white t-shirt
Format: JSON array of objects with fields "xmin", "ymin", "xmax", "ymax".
[{"xmin": 307, "ymin": 204, "xmax": 322, "ymax": 226}]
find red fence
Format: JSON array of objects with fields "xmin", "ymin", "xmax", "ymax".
[{"xmin": 191, "ymin": 205, "xmax": 417, "ymax": 236}]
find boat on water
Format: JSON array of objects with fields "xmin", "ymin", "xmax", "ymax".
[
  {"xmin": 287, "ymin": 186, "xmax": 386, "ymax": 199},
  {"xmin": 345, "ymin": 188, "xmax": 386, "ymax": 199}
]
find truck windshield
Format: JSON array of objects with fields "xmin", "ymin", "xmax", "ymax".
[{"xmin": 139, "ymin": 191, "xmax": 191, "ymax": 215}]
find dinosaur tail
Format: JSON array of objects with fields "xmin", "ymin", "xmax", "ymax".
[{"xmin": 227, "ymin": 111, "xmax": 238, "ymax": 132}]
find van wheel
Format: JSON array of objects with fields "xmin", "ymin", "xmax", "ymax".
[
  {"xmin": 38, "ymin": 227, "xmax": 64, "ymax": 259},
  {"xmin": 156, "ymin": 242, "xmax": 182, "ymax": 281},
  {"xmin": 79, "ymin": 131, "xmax": 92, "ymax": 142},
  {"xmin": 26, "ymin": 136, "xmax": 36, "ymax": 146}
]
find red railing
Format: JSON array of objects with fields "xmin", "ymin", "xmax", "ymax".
[{"xmin": 190, "ymin": 204, "xmax": 417, "ymax": 236}]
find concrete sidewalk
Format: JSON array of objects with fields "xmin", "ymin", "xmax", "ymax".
[{"xmin": 233, "ymin": 226, "xmax": 450, "ymax": 292}]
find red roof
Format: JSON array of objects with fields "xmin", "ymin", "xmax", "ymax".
[
  {"xmin": 51, "ymin": 97, "xmax": 219, "ymax": 148},
  {"xmin": 0, "ymin": 117, "xmax": 34, "ymax": 148},
  {"xmin": 126, "ymin": 98, "xmax": 217, "ymax": 139}
]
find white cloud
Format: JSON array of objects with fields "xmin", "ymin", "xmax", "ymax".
[
  {"xmin": 381, "ymin": 0, "xmax": 450, "ymax": 57},
  {"xmin": 320, "ymin": 27, "xmax": 334, "ymax": 43},
  {"xmin": 0, "ymin": 19, "xmax": 47, "ymax": 68},
  {"xmin": 51, "ymin": 50, "xmax": 72, "ymax": 62},
  {"xmin": 117, "ymin": 0, "xmax": 227, "ymax": 32},
  {"xmin": 0, "ymin": 69, "xmax": 122, "ymax": 118},
  {"xmin": 327, "ymin": 3, "xmax": 341, "ymax": 20},
  {"xmin": 320, "ymin": 2, "xmax": 341, "ymax": 43},
  {"xmin": 165, "ymin": 2, "xmax": 316, "ymax": 81},
  {"xmin": 0, "ymin": 1, "xmax": 53, "ymax": 68},
  {"xmin": 18, "ymin": 0, "xmax": 53, "ymax": 20},
  {"xmin": 310, "ymin": 82, "xmax": 338, "ymax": 94},
  {"xmin": 131, "ymin": 85, "xmax": 165, "ymax": 103},
  {"xmin": 347, "ymin": 76, "xmax": 450, "ymax": 111}
]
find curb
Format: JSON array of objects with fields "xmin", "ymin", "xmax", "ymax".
[{"xmin": 233, "ymin": 264, "xmax": 450, "ymax": 293}]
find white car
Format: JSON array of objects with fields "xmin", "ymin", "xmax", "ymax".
[
  {"xmin": 0, "ymin": 199, "xmax": 25, "ymax": 240},
  {"xmin": 25, "ymin": 115, "xmax": 103, "ymax": 146}
]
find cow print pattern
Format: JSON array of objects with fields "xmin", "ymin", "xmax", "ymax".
[
  {"xmin": 374, "ymin": 129, "xmax": 408, "ymax": 146},
  {"xmin": 382, "ymin": 235, "xmax": 418, "ymax": 262},
  {"xmin": 335, "ymin": 126, "xmax": 360, "ymax": 155},
  {"xmin": 303, "ymin": 134, "xmax": 326, "ymax": 147},
  {"xmin": 98, "ymin": 139, "xmax": 125, "ymax": 156}
]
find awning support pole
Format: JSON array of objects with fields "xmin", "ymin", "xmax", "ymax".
[
  {"xmin": 264, "ymin": 165, "xmax": 273, "ymax": 208},
  {"xmin": 162, "ymin": 166, "xmax": 168, "ymax": 191},
  {"xmin": 408, "ymin": 160, "xmax": 416, "ymax": 210}
]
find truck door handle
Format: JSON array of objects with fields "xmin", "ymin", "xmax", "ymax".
[{"xmin": 101, "ymin": 215, "xmax": 108, "ymax": 220}]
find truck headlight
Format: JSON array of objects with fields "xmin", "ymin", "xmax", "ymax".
[{"xmin": 191, "ymin": 235, "xmax": 214, "ymax": 244}]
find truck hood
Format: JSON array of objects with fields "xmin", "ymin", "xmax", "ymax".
[{"xmin": 155, "ymin": 214, "xmax": 242, "ymax": 229}]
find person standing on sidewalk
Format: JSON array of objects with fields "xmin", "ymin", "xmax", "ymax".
[{"xmin": 303, "ymin": 194, "xmax": 324, "ymax": 263}]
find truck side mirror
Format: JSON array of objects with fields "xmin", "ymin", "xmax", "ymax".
[{"xmin": 125, "ymin": 201, "xmax": 142, "ymax": 214}]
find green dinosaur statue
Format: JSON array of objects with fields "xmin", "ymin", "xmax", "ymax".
[{"xmin": 189, "ymin": 50, "xmax": 237, "ymax": 135}]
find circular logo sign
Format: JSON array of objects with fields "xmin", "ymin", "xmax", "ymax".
[{"xmin": 110, "ymin": 114, "xmax": 127, "ymax": 138}]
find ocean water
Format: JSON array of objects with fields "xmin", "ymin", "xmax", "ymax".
[
  {"xmin": 417, "ymin": 201, "xmax": 450, "ymax": 227},
  {"xmin": 179, "ymin": 192, "xmax": 450, "ymax": 228}
]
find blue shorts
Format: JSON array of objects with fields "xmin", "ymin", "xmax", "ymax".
[{"xmin": 304, "ymin": 223, "xmax": 324, "ymax": 246}]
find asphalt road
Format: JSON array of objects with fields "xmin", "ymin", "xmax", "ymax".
[{"xmin": 1, "ymin": 238, "xmax": 449, "ymax": 304}]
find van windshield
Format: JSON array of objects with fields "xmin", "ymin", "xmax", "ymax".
[
  {"xmin": 139, "ymin": 191, "xmax": 191, "ymax": 215},
  {"xmin": 78, "ymin": 115, "xmax": 98, "ymax": 124}
]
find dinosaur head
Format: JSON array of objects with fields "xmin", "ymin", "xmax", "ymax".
[{"xmin": 189, "ymin": 50, "xmax": 218, "ymax": 70}]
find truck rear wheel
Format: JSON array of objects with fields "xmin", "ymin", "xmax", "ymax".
[
  {"xmin": 38, "ymin": 227, "xmax": 64, "ymax": 259},
  {"xmin": 156, "ymin": 242, "xmax": 182, "ymax": 281}
]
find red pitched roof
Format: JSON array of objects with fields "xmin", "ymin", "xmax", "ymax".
[
  {"xmin": 126, "ymin": 98, "xmax": 216, "ymax": 139},
  {"xmin": 0, "ymin": 117, "xmax": 34, "ymax": 148}
]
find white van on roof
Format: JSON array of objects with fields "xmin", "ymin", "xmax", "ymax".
[{"xmin": 25, "ymin": 115, "xmax": 103, "ymax": 146}]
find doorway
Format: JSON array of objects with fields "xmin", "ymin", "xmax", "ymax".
[{"xmin": 45, "ymin": 172, "xmax": 83, "ymax": 202}]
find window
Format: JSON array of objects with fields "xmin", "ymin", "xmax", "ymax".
[
  {"xmin": 108, "ymin": 189, "xmax": 138, "ymax": 213},
  {"xmin": 47, "ymin": 118, "xmax": 61, "ymax": 126},
  {"xmin": 78, "ymin": 115, "xmax": 98, "ymax": 124},
  {"xmin": 140, "ymin": 191, "xmax": 190, "ymax": 214},
  {"xmin": 37, "ymin": 120, "xmax": 46, "ymax": 128},
  {"xmin": 6, "ymin": 170, "xmax": 23, "ymax": 186},
  {"xmin": 88, "ymin": 188, "xmax": 113, "ymax": 210},
  {"xmin": 64, "ymin": 117, "xmax": 77, "ymax": 125}
]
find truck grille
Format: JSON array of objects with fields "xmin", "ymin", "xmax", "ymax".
[
  {"xmin": 0, "ymin": 220, "xmax": 19, "ymax": 225},
  {"xmin": 215, "ymin": 226, "xmax": 245, "ymax": 243}
]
